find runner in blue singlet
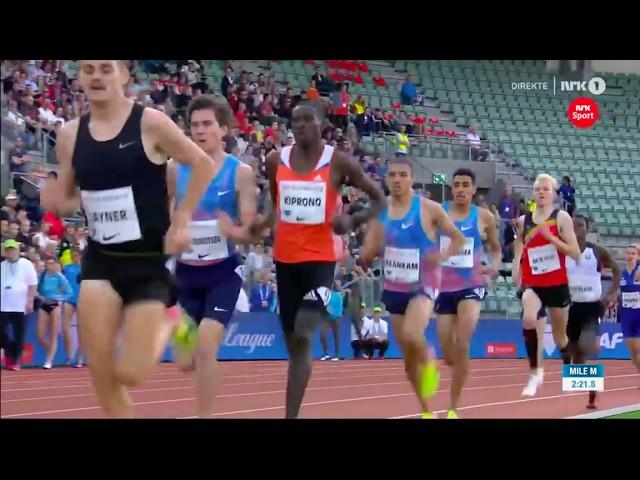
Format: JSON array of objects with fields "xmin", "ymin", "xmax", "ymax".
[{"xmin": 361, "ymin": 157, "xmax": 464, "ymax": 419}]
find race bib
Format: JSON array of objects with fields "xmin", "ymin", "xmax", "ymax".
[
  {"xmin": 384, "ymin": 247, "xmax": 420, "ymax": 284},
  {"xmin": 528, "ymin": 244, "xmax": 560, "ymax": 275},
  {"xmin": 440, "ymin": 236, "xmax": 474, "ymax": 268},
  {"xmin": 81, "ymin": 186, "xmax": 141, "ymax": 244},
  {"xmin": 279, "ymin": 180, "xmax": 326, "ymax": 225},
  {"xmin": 622, "ymin": 291, "xmax": 640, "ymax": 309},
  {"xmin": 568, "ymin": 275, "xmax": 602, "ymax": 302},
  {"xmin": 181, "ymin": 220, "xmax": 229, "ymax": 261}
]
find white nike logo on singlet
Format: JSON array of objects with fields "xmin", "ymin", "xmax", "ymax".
[
  {"xmin": 119, "ymin": 141, "xmax": 135, "ymax": 149},
  {"xmin": 218, "ymin": 190, "xmax": 231, "ymax": 196},
  {"xmin": 401, "ymin": 223, "xmax": 413, "ymax": 229},
  {"xmin": 461, "ymin": 226, "xmax": 472, "ymax": 231}
]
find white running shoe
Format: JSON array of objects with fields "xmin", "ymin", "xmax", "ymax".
[
  {"xmin": 320, "ymin": 355, "xmax": 330, "ymax": 361},
  {"xmin": 330, "ymin": 357, "xmax": 339, "ymax": 362},
  {"xmin": 42, "ymin": 361, "xmax": 52, "ymax": 370},
  {"xmin": 521, "ymin": 369, "xmax": 544, "ymax": 397}
]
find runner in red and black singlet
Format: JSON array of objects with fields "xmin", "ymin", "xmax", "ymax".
[{"xmin": 513, "ymin": 174, "xmax": 581, "ymax": 397}]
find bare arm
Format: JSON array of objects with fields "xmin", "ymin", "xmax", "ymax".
[
  {"xmin": 512, "ymin": 215, "xmax": 525, "ymax": 286},
  {"xmin": 145, "ymin": 108, "xmax": 216, "ymax": 224},
  {"xmin": 553, "ymin": 210, "xmax": 581, "ymax": 262},
  {"xmin": 333, "ymin": 152, "xmax": 386, "ymax": 232},
  {"xmin": 425, "ymin": 199, "xmax": 464, "ymax": 260},
  {"xmin": 360, "ymin": 217, "xmax": 385, "ymax": 266},
  {"xmin": 40, "ymin": 119, "xmax": 80, "ymax": 216},
  {"xmin": 166, "ymin": 159, "xmax": 178, "ymax": 220},
  {"xmin": 480, "ymin": 207, "xmax": 502, "ymax": 274},
  {"xmin": 247, "ymin": 151, "xmax": 280, "ymax": 238},
  {"xmin": 218, "ymin": 164, "xmax": 259, "ymax": 244},
  {"xmin": 595, "ymin": 244, "xmax": 621, "ymax": 305}
]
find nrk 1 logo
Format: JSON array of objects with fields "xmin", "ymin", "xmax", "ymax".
[{"xmin": 560, "ymin": 76, "xmax": 607, "ymax": 95}]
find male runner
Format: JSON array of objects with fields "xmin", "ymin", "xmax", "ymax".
[
  {"xmin": 434, "ymin": 168, "xmax": 501, "ymax": 418},
  {"xmin": 247, "ymin": 103, "xmax": 386, "ymax": 418},
  {"xmin": 41, "ymin": 60, "xmax": 216, "ymax": 417},
  {"xmin": 513, "ymin": 174, "xmax": 581, "ymax": 397},
  {"xmin": 620, "ymin": 244, "xmax": 640, "ymax": 379},
  {"xmin": 566, "ymin": 214, "xmax": 620, "ymax": 408},
  {"xmin": 167, "ymin": 95, "xmax": 258, "ymax": 417},
  {"xmin": 361, "ymin": 158, "xmax": 464, "ymax": 418}
]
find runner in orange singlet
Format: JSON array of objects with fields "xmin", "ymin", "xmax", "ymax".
[
  {"xmin": 247, "ymin": 103, "xmax": 386, "ymax": 418},
  {"xmin": 513, "ymin": 174, "xmax": 581, "ymax": 397}
]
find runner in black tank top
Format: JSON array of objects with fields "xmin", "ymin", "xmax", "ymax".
[{"xmin": 41, "ymin": 60, "xmax": 216, "ymax": 418}]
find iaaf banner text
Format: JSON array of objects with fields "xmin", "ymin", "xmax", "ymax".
[{"xmin": 17, "ymin": 313, "xmax": 630, "ymax": 367}]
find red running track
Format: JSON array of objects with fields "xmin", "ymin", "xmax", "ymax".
[{"xmin": 1, "ymin": 359, "xmax": 639, "ymax": 419}]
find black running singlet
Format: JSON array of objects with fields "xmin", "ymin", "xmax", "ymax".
[{"xmin": 72, "ymin": 102, "xmax": 169, "ymax": 255}]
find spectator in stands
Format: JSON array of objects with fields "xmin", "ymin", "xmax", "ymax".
[
  {"xmin": 17, "ymin": 220, "xmax": 32, "ymax": 248},
  {"xmin": 307, "ymin": 80, "xmax": 320, "ymax": 102},
  {"xmin": 475, "ymin": 193, "xmax": 489, "ymax": 209},
  {"xmin": 400, "ymin": 75, "xmax": 418, "ymax": 105},
  {"xmin": 249, "ymin": 270, "xmax": 275, "ymax": 313},
  {"xmin": 258, "ymin": 94, "xmax": 275, "ymax": 123},
  {"xmin": 557, "ymin": 175, "xmax": 576, "ymax": 216},
  {"xmin": 351, "ymin": 95, "xmax": 367, "ymax": 136},
  {"xmin": 1, "ymin": 239, "xmax": 38, "ymax": 370},
  {"xmin": 32, "ymin": 222, "xmax": 52, "ymax": 253},
  {"xmin": 393, "ymin": 125, "xmax": 410, "ymax": 156},
  {"xmin": 8, "ymin": 138, "xmax": 29, "ymax": 191},
  {"xmin": 0, "ymin": 219, "xmax": 9, "ymax": 243},
  {"xmin": 277, "ymin": 96, "xmax": 294, "ymax": 128},
  {"xmin": 3, "ymin": 192, "xmax": 20, "ymax": 222},
  {"xmin": 312, "ymin": 65, "xmax": 331, "ymax": 95},
  {"xmin": 498, "ymin": 185, "xmax": 517, "ymax": 247},
  {"xmin": 331, "ymin": 83, "xmax": 350, "ymax": 130},
  {"xmin": 245, "ymin": 243, "xmax": 272, "ymax": 285},
  {"xmin": 42, "ymin": 210, "xmax": 64, "ymax": 241},
  {"xmin": 36, "ymin": 256, "xmax": 72, "ymax": 369},
  {"xmin": 221, "ymin": 66, "xmax": 235, "ymax": 99},
  {"xmin": 362, "ymin": 306, "xmax": 389, "ymax": 359},
  {"xmin": 466, "ymin": 126, "xmax": 488, "ymax": 162}
]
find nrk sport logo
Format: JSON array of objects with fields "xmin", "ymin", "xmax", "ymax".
[{"xmin": 562, "ymin": 76, "xmax": 606, "ymax": 129}]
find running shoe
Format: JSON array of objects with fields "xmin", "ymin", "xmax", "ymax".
[
  {"xmin": 173, "ymin": 312, "xmax": 198, "ymax": 353},
  {"xmin": 320, "ymin": 355, "xmax": 331, "ymax": 361},
  {"xmin": 330, "ymin": 357, "xmax": 339, "ymax": 362},
  {"xmin": 42, "ymin": 361, "xmax": 52, "ymax": 369},
  {"xmin": 521, "ymin": 369, "xmax": 544, "ymax": 397},
  {"xmin": 421, "ymin": 411, "xmax": 437, "ymax": 419},
  {"xmin": 420, "ymin": 361, "xmax": 440, "ymax": 398},
  {"xmin": 446, "ymin": 410, "xmax": 459, "ymax": 419}
]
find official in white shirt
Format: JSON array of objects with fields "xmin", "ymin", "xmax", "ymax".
[
  {"xmin": 363, "ymin": 307, "xmax": 389, "ymax": 359},
  {"xmin": 350, "ymin": 303, "xmax": 371, "ymax": 359},
  {"xmin": 1, "ymin": 239, "xmax": 38, "ymax": 370}
]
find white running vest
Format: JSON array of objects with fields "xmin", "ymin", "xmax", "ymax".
[{"xmin": 566, "ymin": 246, "xmax": 602, "ymax": 303}]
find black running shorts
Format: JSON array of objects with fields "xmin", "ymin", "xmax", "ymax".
[
  {"xmin": 524, "ymin": 285, "xmax": 571, "ymax": 309},
  {"xmin": 81, "ymin": 245, "xmax": 176, "ymax": 307},
  {"xmin": 275, "ymin": 261, "xmax": 336, "ymax": 334},
  {"xmin": 567, "ymin": 301, "xmax": 602, "ymax": 344}
]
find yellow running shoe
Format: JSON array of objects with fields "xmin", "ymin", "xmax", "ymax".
[
  {"xmin": 173, "ymin": 312, "xmax": 198, "ymax": 352},
  {"xmin": 420, "ymin": 361, "xmax": 440, "ymax": 398},
  {"xmin": 446, "ymin": 410, "xmax": 459, "ymax": 419},
  {"xmin": 421, "ymin": 411, "xmax": 437, "ymax": 419}
]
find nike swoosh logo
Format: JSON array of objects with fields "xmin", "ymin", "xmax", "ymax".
[
  {"xmin": 213, "ymin": 306, "xmax": 227, "ymax": 312},
  {"xmin": 218, "ymin": 190, "xmax": 231, "ymax": 196},
  {"xmin": 102, "ymin": 233, "xmax": 119, "ymax": 242},
  {"xmin": 119, "ymin": 141, "xmax": 135, "ymax": 149},
  {"xmin": 461, "ymin": 226, "xmax": 472, "ymax": 231},
  {"xmin": 401, "ymin": 223, "xmax": 412, "ymax": 229},
  {"xmin": 198, "ymin": 253, "xmax": 209, "ymax": 259}
]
